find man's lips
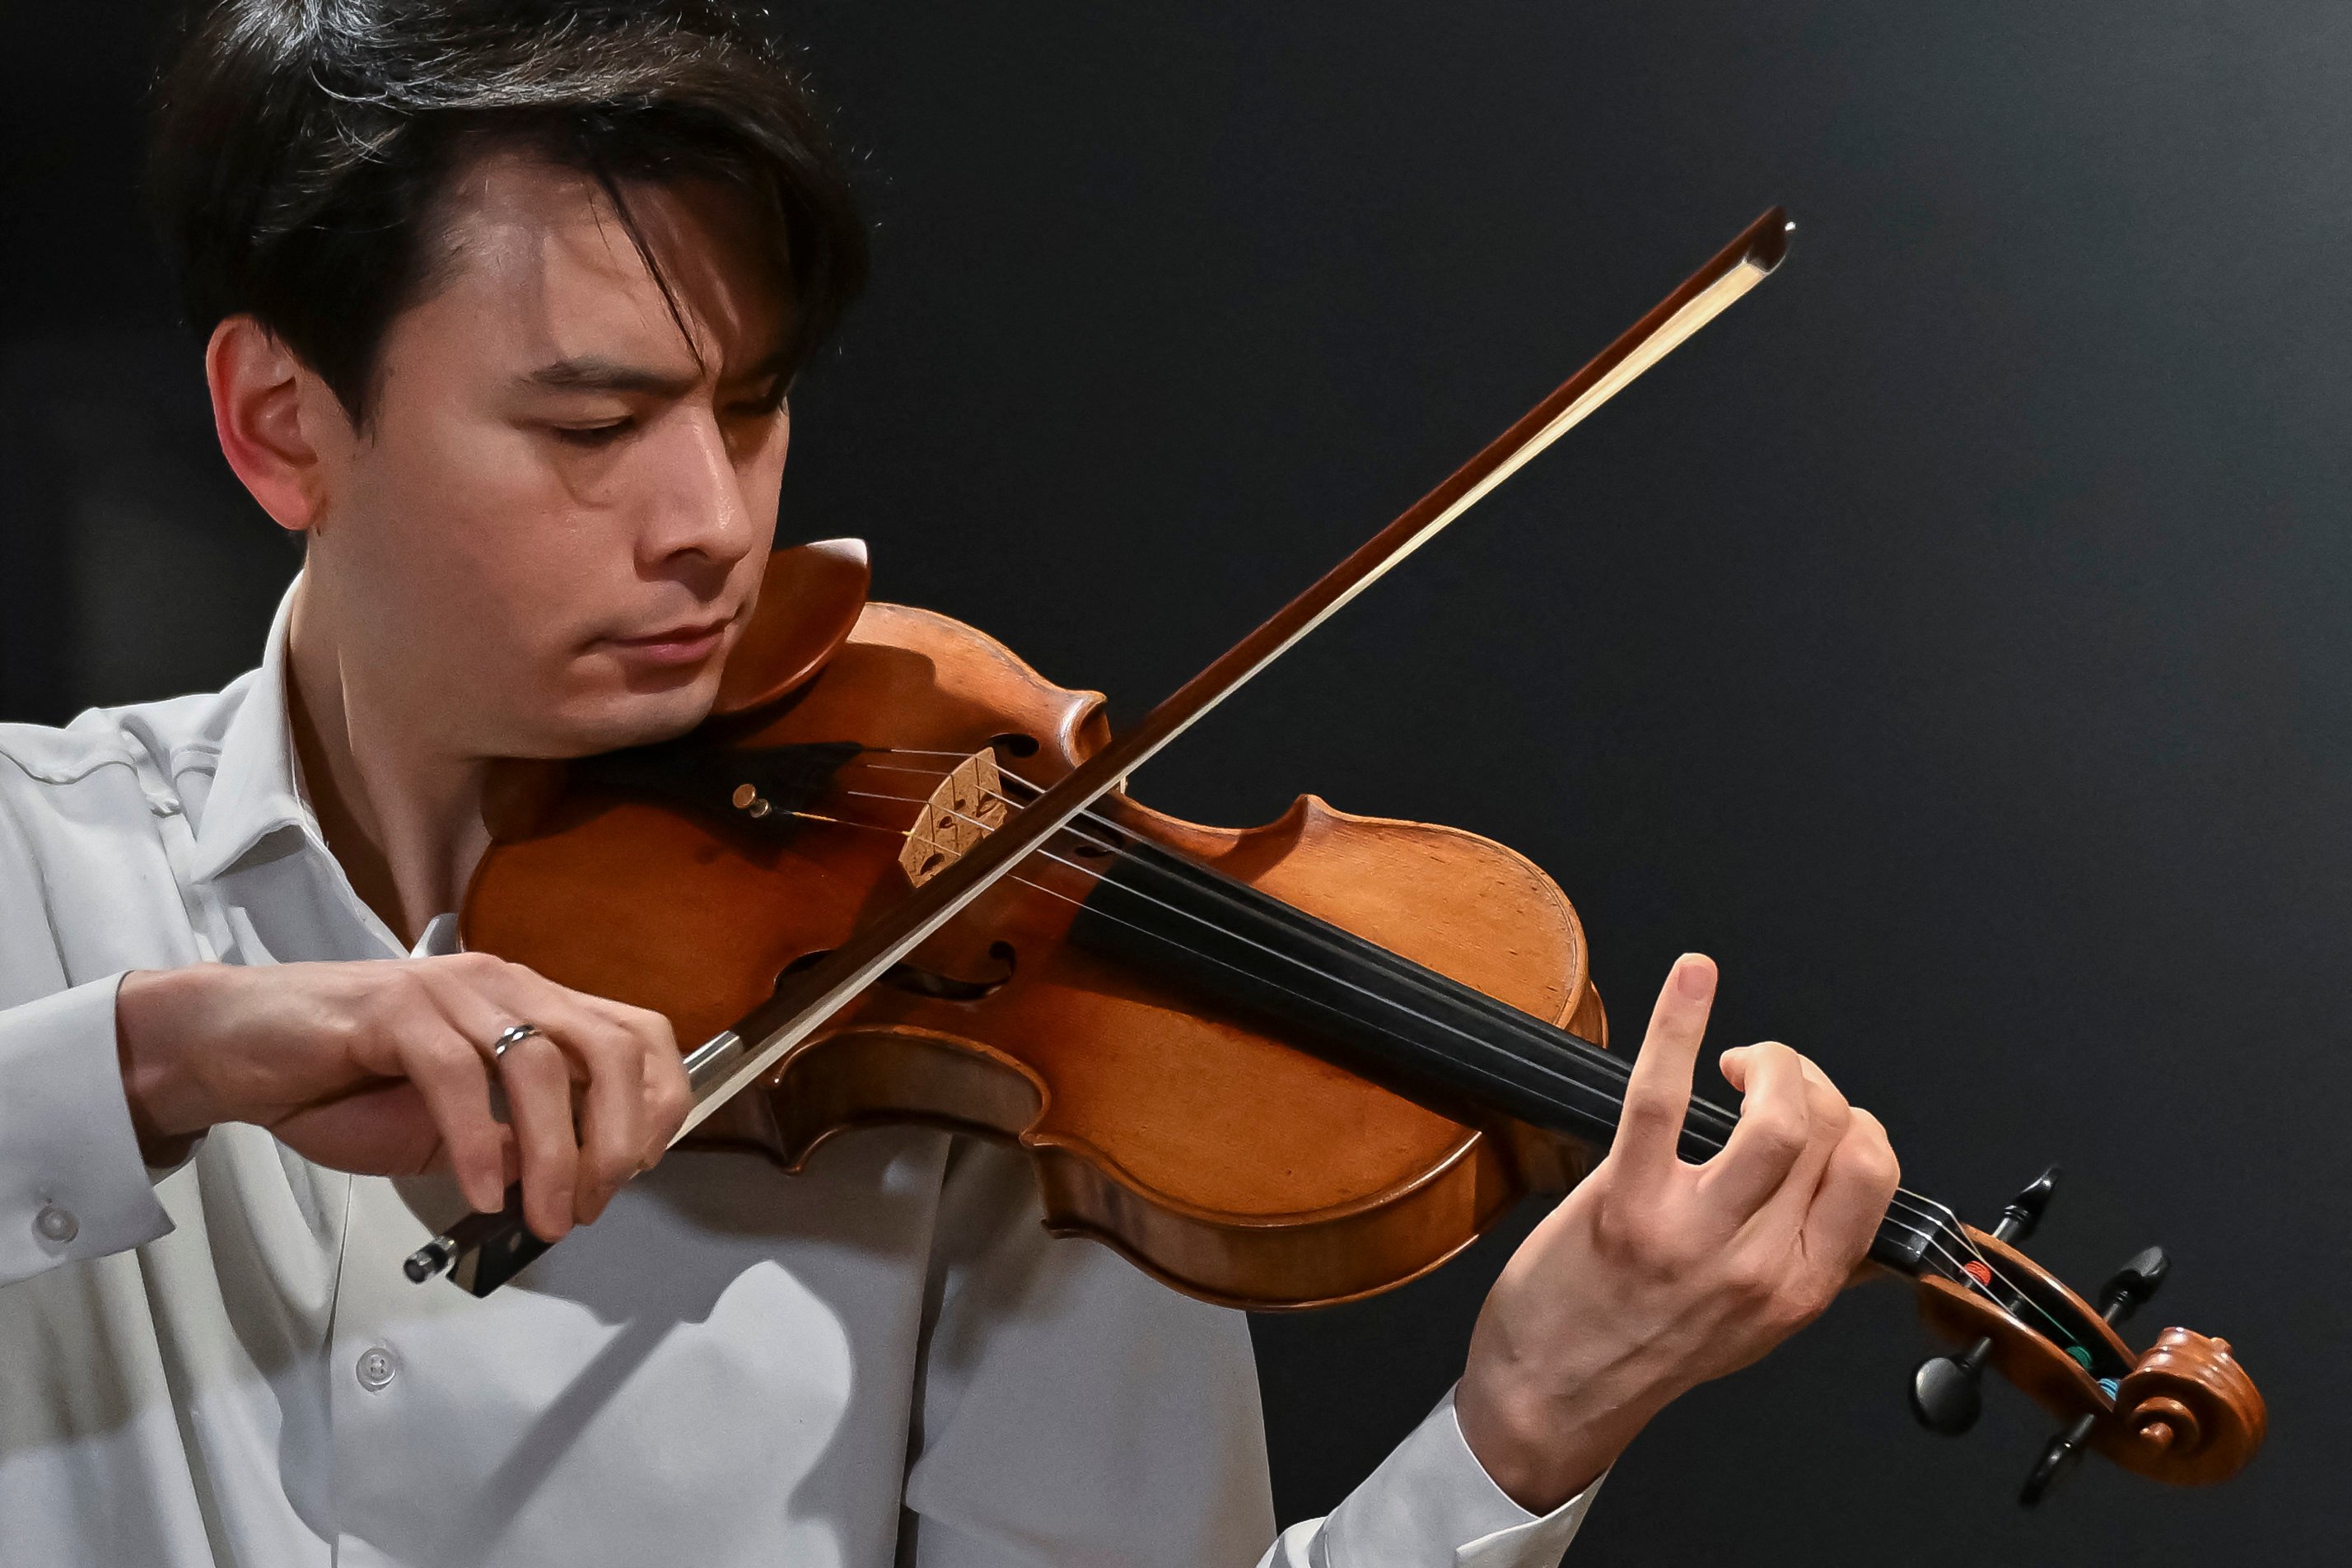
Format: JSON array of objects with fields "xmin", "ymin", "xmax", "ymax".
[{"xmin": 599, "ymin": 616, "xmax": 732, "ymax": 665}]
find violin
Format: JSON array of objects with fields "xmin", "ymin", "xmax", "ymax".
[{"xmin": 405, "ymin": 210, "xmax": 2265, "ymax": 1505}]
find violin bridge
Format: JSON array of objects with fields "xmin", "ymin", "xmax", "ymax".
[{"xmin": 900, "ymin": 749, "xmax": 1010, "ymax": 887}]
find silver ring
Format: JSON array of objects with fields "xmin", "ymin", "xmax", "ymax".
[{"xmin": 492, "ymin": 1022, "xmax": 542, "ymax": 1060}]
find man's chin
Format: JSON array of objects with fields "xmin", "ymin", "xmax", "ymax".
[{"xmin": 539, "ymin": 688, "xmax": 719, "ymax": 758}]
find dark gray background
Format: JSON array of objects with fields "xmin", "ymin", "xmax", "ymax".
[{"xmin": 2, "ymin": 3, "xmax": 2337, "ymax": 1561}]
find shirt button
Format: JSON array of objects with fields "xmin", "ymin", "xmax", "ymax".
[
  {"xmin": 356, "ymin": 1346, "xmax": 399, "ymax": 1393},
  {"xmin": 35, "ymin": 1205, "xmax": 78, "ymax": 1244}
]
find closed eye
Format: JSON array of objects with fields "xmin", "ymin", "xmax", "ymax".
[
  {"xmin": 728, "ymin": 386, "xmax": 789, "ymax": 422},
  {"xmin": 553, "ymin": 419, "xmax": 636, "ymax": 449}
]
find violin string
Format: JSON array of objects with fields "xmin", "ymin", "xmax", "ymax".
[
  {"xmin": 828, "ymin": 777, "xmax": 1983, "ymax": 1275},
  {"xmin": 884, "ymin": 761, "xmax": 2098, "ymax": 1363},
  {"xmin": 922, "ymin": 762, "xmax": 2063, "ymax": 1319},
  {"xmin": 834, "ymin": 761, "xmax": 1984, "ymax": 1258},
  {"xmin": 968, "ymin": 799, "xmax": 2093, "ymax": 1354},
  {"xmin": 823, "ymin": 792, "xmax": 1983, "ymax": 1282},
  {"xmin": 832, "ymin": 784, "xmax": 1746, "ymax": 1153},
  {"xmin": 828, "ymin": 752, "xmax": 2084, "ymax": 1346},
  {"xmin": 838, "ymin": 758, "xmax": 1990, "ymax": 1258}
]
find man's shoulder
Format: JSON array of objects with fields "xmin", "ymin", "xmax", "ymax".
[{"xmin": 0, "ymin": 674, "xmax": 258, "ymax": 797}]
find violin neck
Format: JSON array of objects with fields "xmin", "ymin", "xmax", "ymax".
[{"xmin": 1068, "ymin": 838, "xmax": 1945, "ymax": 1276}]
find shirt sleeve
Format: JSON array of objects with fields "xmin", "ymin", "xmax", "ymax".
[
  {"xmin": 0, "ymin": 772, "xmax": 175, "ymax": 1288},
  {"xmin": 1259, "ymin": 1390, "xmax": 1603, "ymax": 1567},
  {"xmin": 901, "ymin": 1139, "xmax": 1601, "ymax": 1567}
]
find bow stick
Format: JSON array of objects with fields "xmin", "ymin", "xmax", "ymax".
[{"xmin": 408, "ymin": 205, "xmax": 1791, "ymax": 1291}]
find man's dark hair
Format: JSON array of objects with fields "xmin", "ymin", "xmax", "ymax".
[{"xmin": 148, "ymin": 1, "xmax": 867, "ymax": 420}]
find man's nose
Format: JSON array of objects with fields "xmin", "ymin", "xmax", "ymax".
[{"xmin": 638, "ymin": 407, "xmax": 757, "ymax": 572}]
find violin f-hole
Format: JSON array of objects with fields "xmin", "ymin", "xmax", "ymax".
[{"xmin": 776, "ymin": 941, "xmax": 1018, "ymax": 1004}]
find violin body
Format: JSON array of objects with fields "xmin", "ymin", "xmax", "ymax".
[{"xmin": 467, "ymin": 544, "xmax": 1603, "ymax": 1308}]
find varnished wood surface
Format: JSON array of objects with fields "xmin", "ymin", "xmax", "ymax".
[{"xmin": 466, "ymin": 588, "xmax": 1604, "ymax": 1309}]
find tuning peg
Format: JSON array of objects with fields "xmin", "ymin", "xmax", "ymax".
[
  {"xmin": 1910, "ymin": 1165, "xmax": 2062, "ymax": 1437},
  {"xmin": 2019, "ymin": 1243, "xmax": 2171, "ymax": 1507},
  {"xmin": 1995, "ymin": 1165, "xmax": 2060, "ymax": 1245},
  {"xmin": 2097, "ymin": 1246, "xmax": 2168, "ymax": 1323},
  {"xmin": 2023, "ymin": 1412, "xmax": 2097, "ymax": 1506},
  {"xmin": 1911, "ymin": 1336, "xmax": 1994, "ymax": 1434}
]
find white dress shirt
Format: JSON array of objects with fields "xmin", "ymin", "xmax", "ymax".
[{"xmin": 0, "ymin": 586, "xmax": 1599, "ymax": 1567}]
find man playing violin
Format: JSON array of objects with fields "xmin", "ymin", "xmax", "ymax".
[{"xmin": 0, "ymin": 3, "xmax": 1901, "ymax": 1564}]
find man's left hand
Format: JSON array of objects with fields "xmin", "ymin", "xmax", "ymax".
[{"xmin": 1453, "ymin": 953, "xmax": 1902, "ymax": 1512}]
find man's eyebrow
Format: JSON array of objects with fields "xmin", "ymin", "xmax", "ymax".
[
  {"xmin": 523, "ymin": 346, "xmax": 795, "ymax": 397},
  {"xmin": 522, "ymin": 357, "xmax": 700, "ymax": 397}
]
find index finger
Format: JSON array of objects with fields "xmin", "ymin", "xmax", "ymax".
[{"xmin": 1608, "ymin": 953, "xmax": 1718, "ymax": 1189}]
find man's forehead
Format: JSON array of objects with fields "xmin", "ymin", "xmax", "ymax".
[{"xmin": 426, "ymin": 148, "xmax": 790, "ymax": 378}]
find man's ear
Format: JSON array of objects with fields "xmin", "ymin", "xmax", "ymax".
[{"xmin": 204, "ymin": 315, "xmax": 344, "ymax": 536}]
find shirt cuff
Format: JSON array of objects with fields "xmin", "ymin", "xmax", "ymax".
[
  {"xmin": 0, "ymin": 975, "xmax": 175, "ymax": 1286},
  {"xmin": 1321, "ymin": 1386, "xmax": 1604, "ymax": 1568}
]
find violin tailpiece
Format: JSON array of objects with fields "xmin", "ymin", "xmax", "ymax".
[{"xmin": 566, "ymin": 739, "xmax": 869, "ymax": 839}]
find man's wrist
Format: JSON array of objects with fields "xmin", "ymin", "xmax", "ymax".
[
  {"xmin": 1454, "ymin": 1362, "xmax": 1661, "ymax": 1514},
  {"xmin": 115, "ymin": 967, "xmax": 225, "ymax": 1162}
]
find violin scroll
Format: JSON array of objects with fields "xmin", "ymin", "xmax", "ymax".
[
  {"xmin": 2106, "ymin": 1327, "xmax": 2266, "ymax": 1482},
  {"xmin": 1906, "ymin": 1167, "xmax": 2265, "ymax": 1501},
  {"xmin": 2021, "ymin": 1325, "xmax": 2264, "ymax": 1505}
]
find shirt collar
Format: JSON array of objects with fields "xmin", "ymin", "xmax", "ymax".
[{"xmin": 187, "ymin": 575, "xmax": 320, "ymax": 884}]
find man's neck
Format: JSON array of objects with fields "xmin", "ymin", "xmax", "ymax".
[{"xmin": 285, "ymin": 581, "xmax": 492, "ymax": 946}]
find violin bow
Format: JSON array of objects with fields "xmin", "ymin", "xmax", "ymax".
[
  {"xmin": 408, "ymin": 206, "xmax": 1792, "ymax": 1291},
  {"xmin": 678, "ymin": 207, "xmax": 1793, "ymax": 1120}
]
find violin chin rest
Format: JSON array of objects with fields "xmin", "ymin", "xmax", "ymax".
[
  {"xmin": 712, "ymin": 538, "xmax": 874, "ymax": 716},
  {"xmin": 478, "ymin": 541, "xmax": 871, "ymax": 845}
]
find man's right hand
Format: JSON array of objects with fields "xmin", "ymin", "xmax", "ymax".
[{"xmin": 115, "ymin": 955, "xmax": 693, "ymax": 1241}]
